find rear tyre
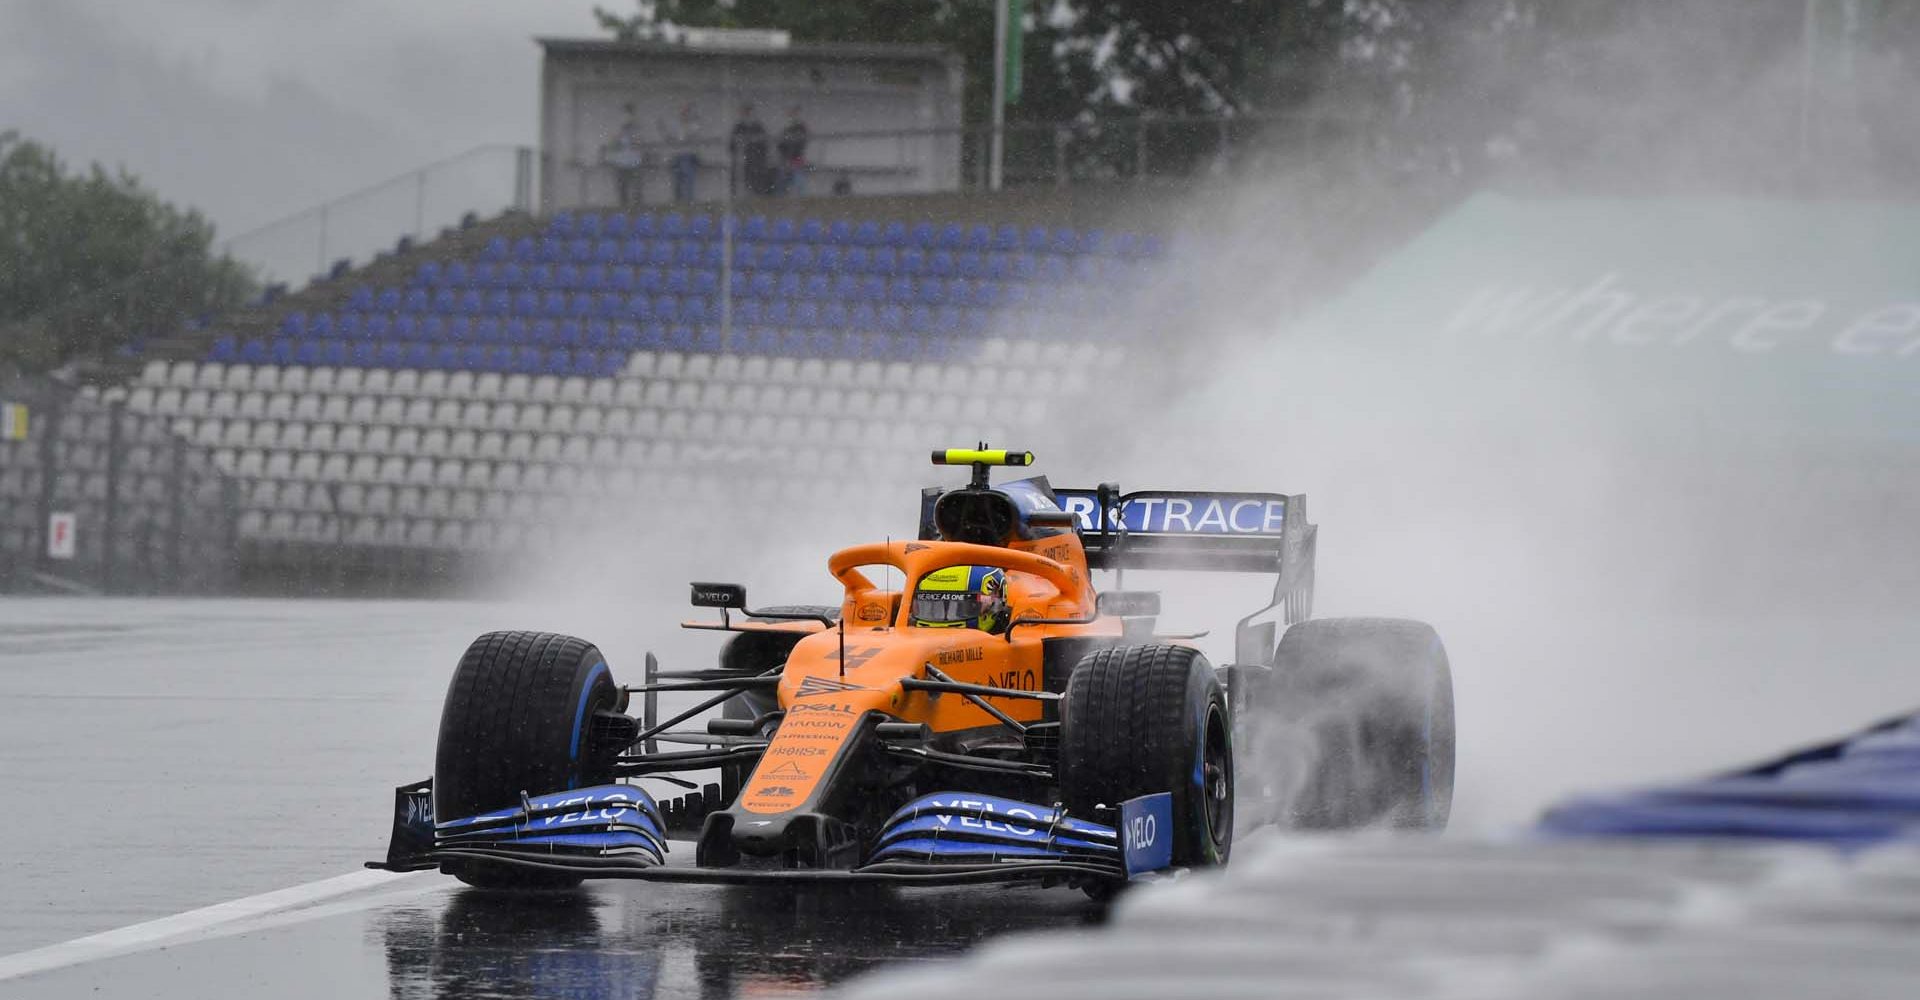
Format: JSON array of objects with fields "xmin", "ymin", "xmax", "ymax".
[
  {"xmin": 717, "ymin": 606, "xmax": 838, "ymax": 721},
  {"xmin": 1262, "ymin": 617, "xmax": 1454, "ymax": 830},
  {"xmin": 434, "ymin": 630, "xmax": 620, "ymax": 889},
  {"xmin": 1060, "ymin": 645, "xmax": 1232, "ymax": 869}
]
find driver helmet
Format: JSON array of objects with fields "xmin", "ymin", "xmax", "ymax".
[{"xmin": 910, "ymin": 565, "xmax": 1010, "ymax": 634}]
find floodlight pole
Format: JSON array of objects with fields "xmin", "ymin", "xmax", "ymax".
[{"xmin": 990, "ymin": 0, "xmax": 1007, "ymax": 191}]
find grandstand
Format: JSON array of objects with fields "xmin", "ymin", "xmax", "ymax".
[{"xmin": 105, "ymin": 205, "xmax": 1157, "ymax": 589}]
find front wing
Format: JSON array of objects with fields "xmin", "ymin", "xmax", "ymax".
[{"xmin": 369, "ymin": 781, "xmax": 1175, "ymax": 887}]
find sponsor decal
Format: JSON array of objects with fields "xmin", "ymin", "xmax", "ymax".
[
  {"xmin": 1120, "ymin": 793, "xmax": 1175, "ymax": 877},
  {"xmin": 1038, "ymin": 542, "xmax": 1072, "ymax": 563},
  {"xmin": 903, "ymin": 542, "xmax": 929, "ymax": 553},
  {"xmin": 987, "ymin": 668, "xmax": 1039, "ymax": 691},
  {"xmin": 780, "ymin": 717, "xmax": 843, "ymax": 730},
  {"xmin": 924, "ymin": 796, "xmax": 1042, "ymax": 837},
  {"xmin": 796, "ymin": 675, "xmax": 870, "ymax": 698},
  {"xmin": 769, "ymin": 745, "xmax": 830, "ymax": 758},
  {"xmin": 856, "ymin": 604, "xmax": 887, "ymax": 622},
  {"xmin": 1056, "ymin": 491, "xmax": 1287, "ymax": 536},
  {"xmin": 936, "ymin": 646, "xmax": 984, "ymax": 666},
  {"xmin": 788, "ymin": 701, "xmax": 856, "ymax": 715},
  {"xmin": 759, "ymin": 785, "xmax": 796, "ymax": 798},
  {"xmin": 404, "ymin": 792, "xmax": 433, "ymax": 826},
  {"xmin": 827, "ymin": 645, "xmax": 882, "ymax": 669},
  {"xmin": 764, "ymin": 761, "xmax": 809, "ymax": 779}
]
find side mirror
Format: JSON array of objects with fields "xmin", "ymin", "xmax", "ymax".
[
  {"xmin": 1097, "ymin": 590, "xmax": 1161, "ymax": 618},
  {"xmin": 1028, "ymin": 510, "xmax": 1077, "ymax": 528},
  {"xmin": 690, "ymin": 582, "xmax": 747, "ymax": 609}
]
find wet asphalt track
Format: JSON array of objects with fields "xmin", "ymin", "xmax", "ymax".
[{"xmin": 3, "ymin": 598, "xmax": 1916, "ymax": 998}]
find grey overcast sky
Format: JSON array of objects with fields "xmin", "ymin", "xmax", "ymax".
[{"xmin": 0, "ymin": 0, "xmax": 605, "ymax": 243}]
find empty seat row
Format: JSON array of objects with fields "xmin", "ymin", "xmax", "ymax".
[
  {"xmin": 413, "ymin": 247, "xmax": 1145, "ymax": 294},
  {"xmin": 534, "ymin": 211, "xmax": 1163, "ymax": 258},
  {"xmin": 211, "ymin": 327, "xmax": 996, "ymax": 369}
]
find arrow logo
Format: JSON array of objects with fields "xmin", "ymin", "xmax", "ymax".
[
  {"xmin": 796, "ymin": 675, "xmax": 870, "ymax": 698},
  {"xmin": 765, "ymin": 761, "xmax": 810, "ymax": 779}
]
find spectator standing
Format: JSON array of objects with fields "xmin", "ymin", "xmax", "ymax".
[
  {"xmin": 777, "ymin": 106, "xmax": 811, "ymax": 196},
  {"xmin": 730, "ymin": 103, "xmax": 774, "ymax": 197},
  {"xmin": 663, "ymin": 102, "xmax": 704, "ymax": 203},
  {"xmin": 604, "ymin": 102, "xmax": 647, "ymax": 208}
]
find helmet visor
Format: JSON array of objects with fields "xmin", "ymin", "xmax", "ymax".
[{"xmin": 911, "ymin": 590, "xmax": 987, "ymax": 626}]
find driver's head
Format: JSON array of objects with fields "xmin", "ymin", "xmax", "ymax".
[{"xmin": 910, "ymin": 565, "xmax": 1010, "ymax": 634}]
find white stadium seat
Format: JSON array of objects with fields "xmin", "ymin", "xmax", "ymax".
[
  {"xmin": 824, "ymin": 359, "xmax": 854, "ymax": 387},
  {"xmin": 429, "ymin": 399, "xmax": 460, "ymax": 427},
  {"xmin": 127, "ymin": 387, "xmax": 157, "ymax": 413},
  {"xmin": 362, "ymin": 368, "xmax": 391, "ymax": 396},
  {"xmin": 516, "ymin": 404, "xmax": 546, "ymax": 434},
  {"xmin": 336, "ymin": 368, "xmax": 365, "ymax": 395},
  {"xmin": 613, "ymin": 380, "xmax": 645, "ymax": 408},
  {"xmin": 712, "ymin": 354, "xmax": 742, "ymax": 383},
  {"xmin": 766, "ymin": 357, "xmax": 798, "ymax": 384},
  {"xmin": 139, "ymin": 360, "xmax": 170, "ymax": 386},
  {"xmin": 375, "ymin": 457, "xmax": 406, "ymax": 484},
  {"xmin": 502, "ymin": 374, "xmax": 531, "ymax": 403},
  {"xmin": 446, "ymin": 372, "xmax": 475, "ymax": 398},
  {"xmin": 573, "ymin": 407, "xmax": 604, "ymax": 435},
  {"xmin": 529, "ymin": 376, "xmax": 561, "ymax": 403},
  {"xmin": 396, "ymin": 487, "xmax": 424, "ymax": 517},
  {"xmin": 624, "ymin": 351, "xmax": 656, "ymax": 378},
  {"xmin": 347, "ymin": 455, "xmax": 380, "ymax": 483},
  {"xmin": 481, "ymin": 493, "xmax": 513, "ymax": 520},
  {"xmin": 291, "ymin": 452, "xmax": 320, "ymax": 481},
  {"xmin": 309, "ymin": 367, "xmax": 340, "ymax": 394},
  {"xmin": 504, "ymin": 433, "xmax": 533, "ymax": 461},
  {"xmin": 391, "ymin": 427, "xmax": 420, "ymax": 456},
  {"xmin": 491, "ymin": 463, "xmax": 522, "ymax": 491},
  {"xmin": 473, "ymin": 373, "xmax": 503, "ymax": 398},
  {"xmin": 698, "ymin": 383, "xmax": 729, "ymax": 410},
  {"xmin": 336, "ymin": 424, "xmax": 365, "ymax": 453},
  {"xmin": 655, "ymin": 352, "xmax": 685, "ymax": 380},
  {"xmin": 209, "ymin": 391, "xmax": 238, "ymax": 417},
  {"xmin": 365, "ymin": 486, "xmax": 394, "ymax": 516},
  {"xmin": 389, "ymin": 369, "xmax": 419, "ymax": 396},
  {"xmin": 546, "ymin": 405, "xmax": 576, "ymax": 435},
  {"xmin": 588, "ymin": 437, "xmax": 620, "ymax": 464},
  {"xmin": 659, "ymin": 410, "xmax": 689, "ymax": 439},
  {"xmin": 319, "ymin": 454, "xmax": 350, "ymax": 482},
  {"xmin": 235, "ymin": 450, "xmax": 265, "ymax": 477},
  {"xmin": 447, "ymin": 430, "xmax": 477, "ymax": 459},
  {"xmin": 195, "ymin": 363, "xmax": 225, "ymax": 390},
  {"xmin": 558, "ymin": 377, "xmax": 589, "ymax": 404},
  {"xmin": 402, "ymin": 398, "xmax": 432, "ymax": 426},
  {"xmin": 739, "ymin": 355, "xmax": 770, "ymax": 383},
  {"xmin": 404, "ymin": 458, "xmax": 435, "ymax": 486},
  {"xmin": 532, "ymin": 435, "xmax": 563, "ymax": 462},
  {"xmin": 416, "ymin": 428, "xmax": 446, "ymax": 456},
  {"xmin": 459, "ymin": 461, "xmax": 489, "ymax": 489},
  {"xmin": 306, "ymin": 423, "xmax": 337, "ymax": 453},
  {"xmin": 475, "ymin": 433, "xmax": 505, "ymax": 460},
  {"xmin": 795, "ymin": 359, "xmax": 826, "ymax": 384},
  {"xmin": 683, "ymin": 354, "xmax": 713, "ymax": 382},
  {"xmin": 559, "ymin": 436, "xmax": 590, "ymax": 464},
  {"xmin": 418, "ymin": 371, "xmax": 449, "ymax": 398},
  {"xmin": 264, "ymin": 393, "xmax": 294, "ymax": 421},
  {"xmin": 631, "ymin": 409, "xmax": 661, "ymax": 438},
  {"xmin": 603, "ymin": 408, "xmax": 634, "ymax": 437},
  {"xmin": 225, "ymin": 365, "xmax": 254, "ymax": 392},
  {"xmin": 376, "ymin": 397, "xmax": 405, "ymax": 425},
  {"xmin": 585, "ymin": 379, "xmax": 615, "ymax": 406},
  {"xmin": 264, "ymin": 451, "xmax": 294, "ymax": 480},
  {"xmin": 167, "ymin": 362, "xmax": 199, "ymax": 389},
  {"xmin": 237, "ymin": 392, "xmax": 265, "ymax": 419}
]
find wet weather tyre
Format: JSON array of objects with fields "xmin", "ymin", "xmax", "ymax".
[
  {"xmin": 1060, "ymin": 645, "xmax": 1233, "ymax": 869},
  {"xmin": 718, "ymin": 606, "xmax": 838, "ymax": 720},
  {"xmin": 1269, "ymin": 618, "xmax": 1454, "ymax": 830},
  {"xmin": 434, "ymin": 630, "xmax": 620, "ymax": 889}
]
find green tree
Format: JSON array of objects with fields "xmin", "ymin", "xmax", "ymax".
[{"xmin": 0, "ymin": 131, "xmax": 253, "ymax": 375}]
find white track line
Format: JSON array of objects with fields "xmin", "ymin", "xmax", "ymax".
[{"xmin": 0, "ymin": 869, "xmax": 434, "ymax": 983}]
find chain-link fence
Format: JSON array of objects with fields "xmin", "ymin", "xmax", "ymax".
[{"xmin": 0, "ymin": 376, "xmax": 238, "ymax": 594}]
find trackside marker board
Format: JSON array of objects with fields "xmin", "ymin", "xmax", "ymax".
[
  {"xmin": 48, "ymin": 512, "xmax": 76, "ymax": 560},
  {"xmin": 1, "ymin": 403, "xmax": 25, "ymax": 441},
  {"xmin": 1120, "ymin": 793, "xmax": 1173, "ymax": 878},
  {"xmin": 1054, "ymin": 490, "xmax": 1286, "ymax": 535}
]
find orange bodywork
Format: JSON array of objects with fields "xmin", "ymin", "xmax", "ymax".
[{"xmin": 724, "ymin": 534, "xmax": 1121, "ymax": 816}]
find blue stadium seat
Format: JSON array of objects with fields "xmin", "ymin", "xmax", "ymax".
[
  {"xmin": 540, "ymin": 291, "xmax": 568, "ymax": 319},
  {"xmin": 1012, "ymin": 254, "xmax": 1038, "ymax": 281},
  {"xmin": 531, "ymin": 319, "xmax": 558, "ymax": 347},
  {"xmin": 319, "ymin": 340, "xmax": 348, "ymax": 366},
  {"xmin": 882, "ymin": 221, "xmax": 909, "ymax": 247},
  {"xmin": 799, "ymin": 218, "xmax": 825, "ymax": 244},
  {"xmin": 957, "ymin": 252, "xmax": 985, "ymax": 280},
  {"xmin": 548, "ymin": 211, "xmax": 575, "ymax": 238},
  {"xmin": 741, "ymin": 215, "xmax": 769, "ymax": 242},
  {"xmin": 364, "ymin": 315, "xmax": 391, "ymax": 341},
  {"xmin": 217, "ymin": 338, "xmax": 246, "ymax": 363},
  {"xmin": 688, "ymin": 215, "xmax": 714, "ymax": 240},
  {"xmin": 684, "ymin": 298, "xmax": 712, "ymax": 325},
  {"xmin": 1023, "ymin": 227, "xmax": 1050, "ymax": 253},
  {"xmin": 636, "ymin": 267, "xmax": 664, "ymax": 295},
  {"xmin": 432, "ymin": 288, "xmax": 459, "ymax": 314},
  {"xmin": 654, "ymin": 295, "xmax": 681, "ymax": 324},
  {"xmin": 526, "ymin": 264, "xmax": 552, "ymax": 288},
  {"xmin": 595, "ymin": 240, "xmax": 620, "ymax": 265},
  {"xmin": 488, "ymin": 346, "xmax": 515, "ymax": 372},
  {"xmin": 817, "ymin": 246, "xmax": 843, "ymax": 273},
  {"xmin": 855, "ymin": 221, "xmax": 882, "ymax": 246},
  {"xmin": 309, "ymin": 313, "xmax": 334, "ymax": 338},
  {"xmin": 512, "ymin": 290, "xmax": 539, "ymax": 317},
  {"xmin": 843, "ymin": 247, "xmax": 871, "ymax": 273},
  {"xmin": 746, "ymin": 273, "xmax": 776, "ymax": 299},
  {"xmin": 571, "ymin": 350, "xmax": 602, "ymax": 376},
  {"xmin": 445, "ymin": 261, "xmax": 469, "ymax": 287},
  {"xmin": 735, "ymin": 300, "xmax": 764, "ymax": 326},
  {"xmin": 660, "ymin": 213, "xmax": 686, "ymax": 239},
  {"xmin": 500, "ymin": 318, "xmax": 525, "ymax": 344},
  {"xmin": 403, "ymin": 288, "xmax": 430, "ymax": 313},
  {"xmin": 1078, "ymin": 229, "xmax": 1105, "ymax": 254},
  {"xmin": 992, "ymin": 225, "xmax": 1020, "ymax": 252},
  {"xmin": 828, "ymin": 220, "xmax": 855, "ymax": 245},
  {"xmin": 584, "ymin": 320, "xmax": 611, "ymax": 350},
  {"xmin": 377, "ymin": 287, "xmax": 402, "ymax": 312},
  {"xmin": 929, "ymin": 251, "xmax": 955, "ymax": 278},
  {"xmin": 433, "ymin": 345, "xmax": 461, "ymax": 370},
  {"xmin": 888, "ymin": 278, "xmax": 915, "ymax": 304},
  {"xmin": 777, "ymin": 273, "xmax": 803, "ymax": 300},
  {"xmin": 570, "ymin": 292, "xmax": 597, "ymax": 320},
  {"xmin": 604, "ymin": 213, "xmax": 631, "ymax": 240},
  {"xmin": 900, "ymin": 248, "xmax": 926, "ymax": 275},
  {"xmin": 780, "ymin": 329, "xmax": 810, "ymax": 356},
  {"xmin": 538, "ymin": 238, "xmax": 565, "ymax": 264},
  {"xmin": 557, "ymin": 320, "xmax": 583, "ymax": 347},
  {"xmin": 918, "ymin": 279, "xmax": 948, "ymax": 306},
  {"xmin": 821, "ymin": 302, "xmax": 850, "ymax": 330},
  {"xmin": 831, "ymin": 275, "xmax": 860, "ymax": 301},
  {"xmin": 663, "ymin": 269, "xmax": 689, "ymax": 296},
  {"xmin": 675, "ymin": 240, "xmax": 703, "ymax": 268},
  {"xmin": 646, "ymin": 240, "xmax": 675, "ymax": 268},
  {"xmin": 395, "ymin": 316, "xmax": 419, "ymax": 341},
  {"xmin": 449, "ymin": 317, "xmax": 474, "ymax": 343},
  {"xmin": 939, "ymin": 223, "xmax": 966, "ymax": 250},
  {"xmin": 415, "ymin": 261, "xmax": 441, "ymax": 286},
  {"xmin": 514, "ymin": 347, "xmax": 543, "ymax": 373},
  {"xmin": 461, "ymin": 345, "xmax": 488, "ymax": 370},
  {"xmin": 764, "ymin": 300, "xmax": 792, "ymax": 327},
  {"xmin": 497, "ymin": 263, "xmax": 523, "ymax": 288},
  {"xmin": 609, "ymin": 266, "xmax": 636, "ymax": 293},
  {"xmin": 754, "ymin": 244, "xmax": 783, "ymax": 271},
  {"xmin": 859, "ymin": 275, "xmax": 886, "ymax": 302},
  {"xmin": 691, "ymin": 270, "xmax": 719, "ymax": 297},
  {"xmin": 966, "ymin": 224, "xmax": 993, "ymax": 251},
  {"xmin": 872, "ymin": 248, "xmax": 899, "ymax": 276},
  {"xmin": 511, "ymin": 236, "xmax": 537, "ymax": 262},
  {"xmin": 802, "ymin": 274, "xmax": 830, "ymax": 300},
  {"xmin": 787, "ymin": 245, "xmax": 816, "ymax": 271},
  {"xmin": 348, "ymin": 285, "xmax": 376, "ymax": 312},
  {"xmin": 908, "ymin": 306, "xmax": 935, "ymax": 333},
  {"xmin": 481, "ymin": 236, "xmax": 510, "ymax": 262},
  {"xmin": 576, "ymin": 213, "xmax": 602, "ymax": 240},
  {"xmin": 794, "ymin": 301, "xmax": 821, "ymax": 329},
  {"xmin": 624, "ymin": 294, "xmax": 652, "ymax": 323},
  {"xmin": 336, "ymin": 314, "xmax": 363, "ymax": 339},
  {"xmin": 879, "ymin": 304, "xmax": 907, "ymax": 332},
  {"xmin": 770, "ymin": 218, "xmax": 797, "ymax": 243},
  {"xmin": 595, "ymin": 292, "xmax": 624, "ymax": 320},
  {"xmin": 910, "ymin": 221, "xmax": 936, "ymax": 248},
  {"xmin": 694, "ymin": 326, "xmax": 722, "ymax": 353},
  {"xmin": 613, "ymin": 323, "xmax": 641, "ymax": 351},
  {"xmin": 1049, "ymin": 229, "xmax": 1081, "ymax": 255},
  {"xmin": 621, "ymin": 239, "xmax": 646, "ymax": 265},
  {"xmin": 351, "ymin": 342, "xmax": 379, "ymax": 367},
  {"xmin": 630, "ymin": 213, "xmax": 656, "ymax": 239},
  {"xmin": 281, "ymin": 312, "xmax": 307, "ymax": 337},
  {"xmin": 553, "ymin": 264, "xmax": 579, "ymax": 289},
  {"xmin": 1039, "ymin": 256, "xmax": 1070, "ymax": 283},
  {"xmin": 296, "ymin": 341, "xmax": 324, "ymax": 366},
  {"xmin": 422, "ymin": 317, "xmax": 448, "ymax": 342},
  {"xmin": 639, "ymin": 322, "xmax": 667, "ymax": 350}
]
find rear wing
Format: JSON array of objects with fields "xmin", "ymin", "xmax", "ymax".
[{"xmin": 1056, "ymin": 486, "xmax": 1317, "ymax": 657}]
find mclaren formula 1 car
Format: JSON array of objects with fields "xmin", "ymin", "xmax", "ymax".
[{"xmin": 371, "ymin": 448, "xmax": 1454, "ymax": 892}]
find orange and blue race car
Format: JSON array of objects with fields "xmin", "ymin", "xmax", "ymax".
[{"xmin": 371, "ymin": 448, "xmax": 1455, "ymax": 893}]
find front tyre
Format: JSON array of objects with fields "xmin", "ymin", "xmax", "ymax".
[
  {"xmin": 434, "ymin": 630, "xmax": 620, "ymax": 888},
  {"xmin": 1060, "ymin": 645, "xmax": 1232, "ymax": 869}
]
